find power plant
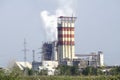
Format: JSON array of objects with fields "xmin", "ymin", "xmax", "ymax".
[
  {"xmin": 39, "ymin": 16, "xmax": 104, "ymax": 67},
  {"xmin": 9, "ymin": 16, "xmax": 105, "ymax": 75},
  {"xmin": 25, "ymin": 16, "xmax": 104, "ymax": 75}
]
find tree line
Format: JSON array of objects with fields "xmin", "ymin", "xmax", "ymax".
[
  {"xmin": 0, "ymin": 65, "xmax": 120, "ymax": 80},
  {"xmin": 55, "ymin": 65, "xmax": 120, "ymax": 76}
]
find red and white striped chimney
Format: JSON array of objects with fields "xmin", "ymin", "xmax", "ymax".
[{"xmin": 57, "ymin": 16, "xmax": 77, "ymax": 63}]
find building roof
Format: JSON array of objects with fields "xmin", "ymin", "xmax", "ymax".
[{"xmin": 15, "ymin": 61, "xmax": 32, "ymax": 70}]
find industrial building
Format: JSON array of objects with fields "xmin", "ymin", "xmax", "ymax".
[
  {"xmin": 14, "ymin": 61, "xmax": 32, "ymax": 70},
  {"xmin": 31, "ymin": 16, "xmax": 104, "ymax": 75},
  {"xmin": 32, "ymin": 61, "xmax": 42, "ymax": 71},
  {"xmin": 51, "ymin": 41, "xmax": 58, "ymax": 61},
  {"xmin": 41, "ymin": 41, "xmax": 57, "ymax": 61},
  {"xmin": 16, "ymin": 15, "xmax": 105, "ymax": 76},
  {"xmin": 41, "ymin": 42, "xmax": 53, "ymax": 60},
  {"xmin": 57, "ymin": 16, "xmax": 77, "ymax": 64},
  {"xmin": 39, "ymin": 61, "xmax": 58, "ymax": 75},
  {"xmin": 97, "ymin": 51, "xmax": 104, "ymax": 67},
  {"xmin": 75, "ymin": 51, "xmax": 104, "ymax": 67},
  {"xmin": 40, "ymin": 16, "xmax": 104, "ymax": 68}
]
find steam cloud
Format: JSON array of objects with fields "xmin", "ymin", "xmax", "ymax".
[{"xmin": 40, "ymin": 0, "xmax": 76, "ymax": 41}]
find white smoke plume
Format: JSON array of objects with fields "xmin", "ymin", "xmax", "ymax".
[{"xmin": 40, "ymin": 0, "xmax": 76, "ymax": 41}]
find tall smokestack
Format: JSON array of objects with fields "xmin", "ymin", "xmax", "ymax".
[{"xmin": 57, "ymin": 16, "xmax": 77, "ymax": 64}]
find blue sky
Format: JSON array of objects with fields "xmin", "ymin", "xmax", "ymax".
[{"xmin": 0, "ymin": 0, "xmax": 120, "ymax": 67}]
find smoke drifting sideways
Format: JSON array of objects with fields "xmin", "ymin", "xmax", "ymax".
[{"xmin": 40, "ymin": 0, "xmax": 76, "ymax": 41}]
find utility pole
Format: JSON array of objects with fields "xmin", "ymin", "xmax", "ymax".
[
  {"xmin": 24, "ymin": 39, "xmax": 27, "ymax": 64},
  {"xmin": 32, "ymin": 50, "xmax": 35, "ymax": 62},
  {"xmin": 23, "ymin": 38, "xmax": 28, "ymax": 75}
]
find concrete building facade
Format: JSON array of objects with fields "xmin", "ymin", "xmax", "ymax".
[
  {"xmin": 97, "ymin": 51, "xmax": 104, "ymax": 67},
  {"xmin": 39, "ymin": 61, "xmax": 58, "ymax": 75},
  {"xmin": 51, "ymin": 41, "xmax": 58, "ymax": 61}
]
